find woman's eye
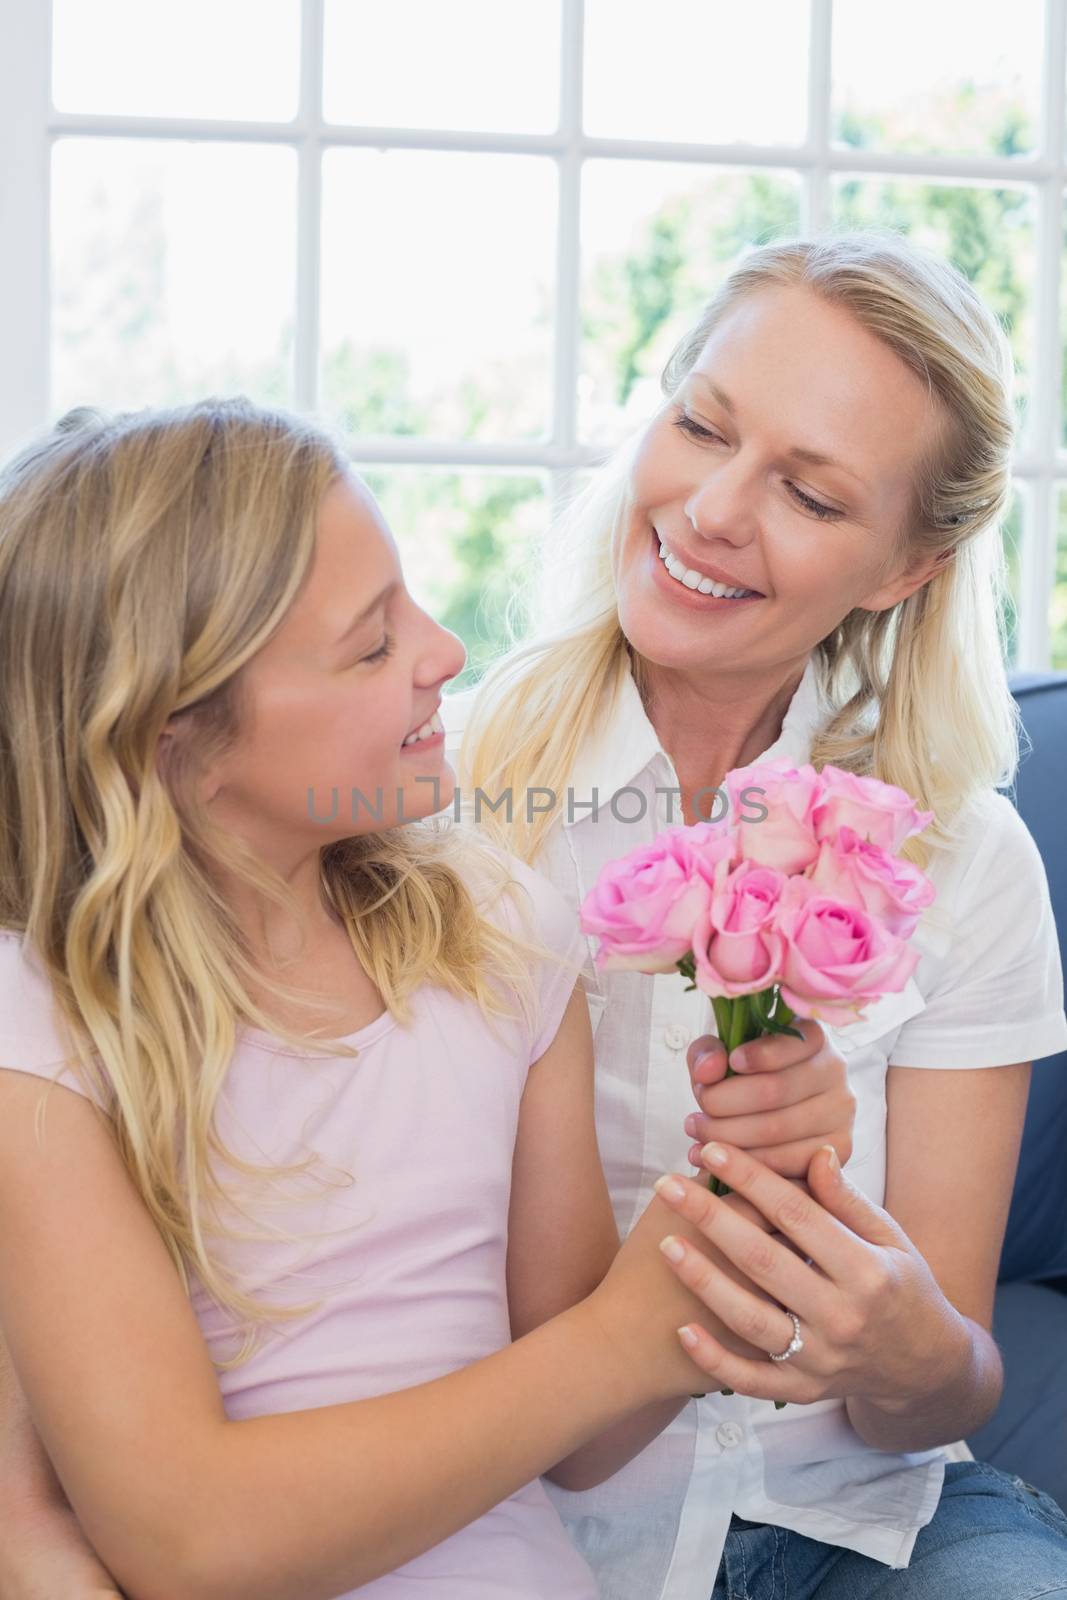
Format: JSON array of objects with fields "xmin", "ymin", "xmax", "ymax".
[
  {"xmin": 673, "ymin": 408, "xmax": 842, "ymax": 522},
  {"xmin": 785, "ymin": 482, "xmax": 841, "ymax": 521},
  {"xmin": 362, "ymin": 633, "xmax": 395, "ymax": 664},
  {"xmin": 672, "ymin": 413, "xmax": 726, "ymax": 446}
]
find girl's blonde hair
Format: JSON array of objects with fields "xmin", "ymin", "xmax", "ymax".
[
  {"xmin": 0, "ymin": 397, "xmax": 548, "ymax": 1365},
  {"xmin": 461, "ymin": 232, "xmax": 1020, "ymax": 875}
]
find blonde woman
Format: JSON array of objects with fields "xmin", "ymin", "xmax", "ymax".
[
  {"xmin": 0, "ymin": 399, "xmax": 857, "ymax": 1600},
  {"xmin": 448, "ymin": 235, "xmax": 1067, "ymax": 1598}
]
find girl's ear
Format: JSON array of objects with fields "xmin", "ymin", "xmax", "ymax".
[{"xmin": 155, "ymin": 709, "xmax": 202, "ymax": 792}]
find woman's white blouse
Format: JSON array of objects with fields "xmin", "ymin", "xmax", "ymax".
[{"xmin": 442, "ymin": 656, "xmax": 1067, "ymax": 1600}]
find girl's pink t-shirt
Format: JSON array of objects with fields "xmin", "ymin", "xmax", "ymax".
[{"xmin": 0, "ymin": 850, "xmax": 599, "ymax": 1600}]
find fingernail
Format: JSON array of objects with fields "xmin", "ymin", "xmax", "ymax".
[
  {"xmin": 659, "ymin": 1235, "xmax": 686, "ymax": 1264},
  {"xmin": 730, "ymin": 1050, "xmax": 747, "ymax": 1071},
  {"xmin": 684, "ymin": 1114, "xmax": 699, "ymax": 1136},
  {"xmin": 654, "ymin": 1175, "xmax": 687, "ymax": 1201},
  {"xmin": 821, "ymin": 1143, "xmax": 840, "ymax": 1174},
  {"xmin": 701, "ymin": 1142, "xmax": 728, "ymax": 1169},
  {"xmin": 677, "ymin": 1325, "xmax": 699, "ymax": 1349}
]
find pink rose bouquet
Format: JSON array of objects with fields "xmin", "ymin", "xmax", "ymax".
[
  {"xmin": 580, "ymin": 758, "xmax": 936, "ymax": 1196},
  {"xmin": 580, "ymin": 759, "xmax": 935, "ymax": 1408}
]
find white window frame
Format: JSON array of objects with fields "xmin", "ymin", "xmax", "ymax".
[{"xmin": 2, "ymin": 0, "xmax": 1065, "ymax": 667}]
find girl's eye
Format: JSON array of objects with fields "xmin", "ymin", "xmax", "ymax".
[
  {"xmin": 784, "ymin": 482, "xmax": 841, "ymax": 522},
  {"xmin": 362, "ymin": 633, "xmax": 395, "ymax": 664}
]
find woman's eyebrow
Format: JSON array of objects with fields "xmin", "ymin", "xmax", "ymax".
[{"xmin": 687, "ymin": 372, "xmax": 869, "ymax": 491}]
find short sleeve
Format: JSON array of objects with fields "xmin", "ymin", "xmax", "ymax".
[
  {"xmin": 0, "ymin": 932, "xmax": 112, "ymax": 1111},
  {"xmin": 478, "ymin": 849, "xmax": 586, "ymax": 1066},
  {"xmin": 888, "ymin": 794, "xmax": 1067, "ymax": 1070}
]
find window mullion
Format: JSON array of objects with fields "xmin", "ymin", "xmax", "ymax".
[
  {"xmin": 0, "ymin": 0, "xmax": 51, "ymax": 452},
  {"xmin": 295, "ymin": 0, "xmax": 325, "ymax": 414},
  {"xmin": 802, "ymin": 0, "xmax": 833, "ymax": 233},
  {"xmin": 551, "ymin": 0, "xmax": 584, "ymax": 471},
  {"xmin": 1017, "ymin": 0, "xmax": 1067, "ymax": 668}
]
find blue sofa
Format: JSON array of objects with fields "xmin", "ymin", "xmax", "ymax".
[{"xmin": 965, "ymin": 672, "xmax": 1067, "ymax": 1507}]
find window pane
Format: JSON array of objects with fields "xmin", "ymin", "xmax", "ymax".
[
  {"xmin": 583, "ymin": 0, "xmax": 809, "ymax": 145},
  {"xmin": 830, "ymin": 177, "xmax": 1036, "ymax": 432},
  {"xmin": 52, "ymin": 0, "xmax": 300, "ymax": 120},
  {"xmin": 360, "ymin": 467, "xmax": 546, "ymax": 686},
  {"xmin": 321, "ymin": 151, "xmax": 556, "ymax": 443},
  {"xmin": 323, "ymin": 0, "xmax": 560, "ymax": 132},
  {"xmin": 1053, "ymin": 490, "xmax": 1067, "ymax": 671},
  {"xmin": 832, "ymin": 0, "xmax": 1043, "ymax": 158},
  {"xmin": 580, "ymin": 163, "xmax": 801, "ymax": 444},
  {"xmin": 51, "ymin": 140, "xmax": 296, "ymax": 416}
]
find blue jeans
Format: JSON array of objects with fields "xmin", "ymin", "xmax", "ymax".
[{"xmin": 710, "ymin": 1461, "xmax": 1067, "ymax": 1599}]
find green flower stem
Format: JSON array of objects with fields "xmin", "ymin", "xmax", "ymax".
[{"xmin": 696, "ymin": 983, "xmax": 794, "ymax": 1410}]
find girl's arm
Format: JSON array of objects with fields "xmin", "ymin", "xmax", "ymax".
[
  {"xmin": 0, "ymin": 1066, "xmax": 716, "ymax": 1600},
  {"xmin": 507, "ymin": 986, "xmax": 690, "ymax": 1490},
  {"xmin": 507, "ymin": 984, "xmax": 789, "ymax": 1492}
]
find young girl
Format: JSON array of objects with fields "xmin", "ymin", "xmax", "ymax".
[{"xmin": 0, "ymin": 400, "xmax": 855, "ymax": 1600}]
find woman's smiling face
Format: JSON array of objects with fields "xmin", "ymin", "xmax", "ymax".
[{"xmin": 616, "ymin": 284, "xmax": 947, "ymax": 674}]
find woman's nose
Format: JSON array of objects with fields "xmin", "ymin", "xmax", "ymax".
[{"xmin": 683, "ymin": 460, "xmax": 758, "ymax": 541}]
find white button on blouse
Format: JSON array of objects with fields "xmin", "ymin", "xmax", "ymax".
[{"xmin": 443, "ymin": 655, "xmax": 1067, "ymax": 1600}]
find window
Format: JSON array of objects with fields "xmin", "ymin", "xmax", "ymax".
[{"xmin": 3, "ymin": 0, "xmax": 1066, "ymax": 676}]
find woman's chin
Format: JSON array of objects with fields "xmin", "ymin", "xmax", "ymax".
[{"xmin": 619, "ymin": 597, "xmax": 729, "ymax": 673}]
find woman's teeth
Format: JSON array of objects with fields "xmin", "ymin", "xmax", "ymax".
[
  {"xmin": 402, "ymin": 710, "xmax": 445, "ymax": 747},
  {"xmin": 658, "ymin": 539, "xmax": 759, "ymax": 599}
]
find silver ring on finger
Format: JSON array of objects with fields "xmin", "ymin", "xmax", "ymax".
[{"xmin": 768, "ymin": 1310, "xmax": 804, "ymax": 1363}]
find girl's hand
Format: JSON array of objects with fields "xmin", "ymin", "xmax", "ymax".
[
  {"xmin": 586, "ymin": 1186, "xmax": 789, "ymax": 1406},
  {"xmin": 683, "ymin": 1021, "xmax": 855, "ymax": 1179},
  {"xmin": 0, "ymin": 1499, "xmax": 125, "ymax": 1599},
  {"xmin": 652, "ymin": 1141, "xmax": 966, "ymax": 1408}
]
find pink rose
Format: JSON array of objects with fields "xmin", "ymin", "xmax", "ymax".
[
  {"xmin": 774, "ymin": 875, "xmax": 920, "ymax": 1024},
  {"xmin": 813, "ymin": 766, "xmax": 934, "ymax": 854},
  {"xmin": 580, "ymin": 826, "xmax": 735, "ymax": 973},
  {"xmin": 724, "ymin": 758, "xmax": 823, "ymax": 875},
  {"xmin": 693, "ymin": 861, "xmax": 788, "ymax": 998},
  {"xmin": 807, "ymin": 825, "xmax": 936, "ymax": 939}
]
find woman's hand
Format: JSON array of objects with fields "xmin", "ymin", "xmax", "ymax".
[
  {"xmin": 683, "ymin": 1020, "xmax": 855, "ymax": 1179},
  {"xmin": 651, "ymin": 1141, "xmax": 970, "ymax": 1408}
]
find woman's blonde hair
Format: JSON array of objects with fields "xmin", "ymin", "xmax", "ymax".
[
  {"xmin": 0, "ymin": 397, "xmax": 550, "ymax": 1365},
  {"xmin": 461, "ymin": 232, "xmax": 1020, "ymax": 875}
]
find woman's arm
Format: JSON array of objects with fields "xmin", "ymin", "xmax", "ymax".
[
  {"xmin": 841, "ymin": 1058, "xmax": 1031, "ymax": 1451},
  {"xmin": 0, "ymin": 1066, "xmax": 718, "ymax": 1600}
]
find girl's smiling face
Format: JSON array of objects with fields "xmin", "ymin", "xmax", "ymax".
[
  {"xmin": 615, "ymin": 284, "xmax": 948, "ymax": 676},
  {"xmin": 198, "ymin": 473, "xmax": 466, "ymax": 856}
]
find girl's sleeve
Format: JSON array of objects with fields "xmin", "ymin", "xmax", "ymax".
[
  {"xmin": 0, "ymin": 933, "xmax": 112, "ymax": 1112},
  {"xmin": 492, "ymin": 853, "xmax": 588, "ymax": 1066},
  {"xmin": 888, "ymin": 794, "xmax": 1067, "ymax": 1070}
]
